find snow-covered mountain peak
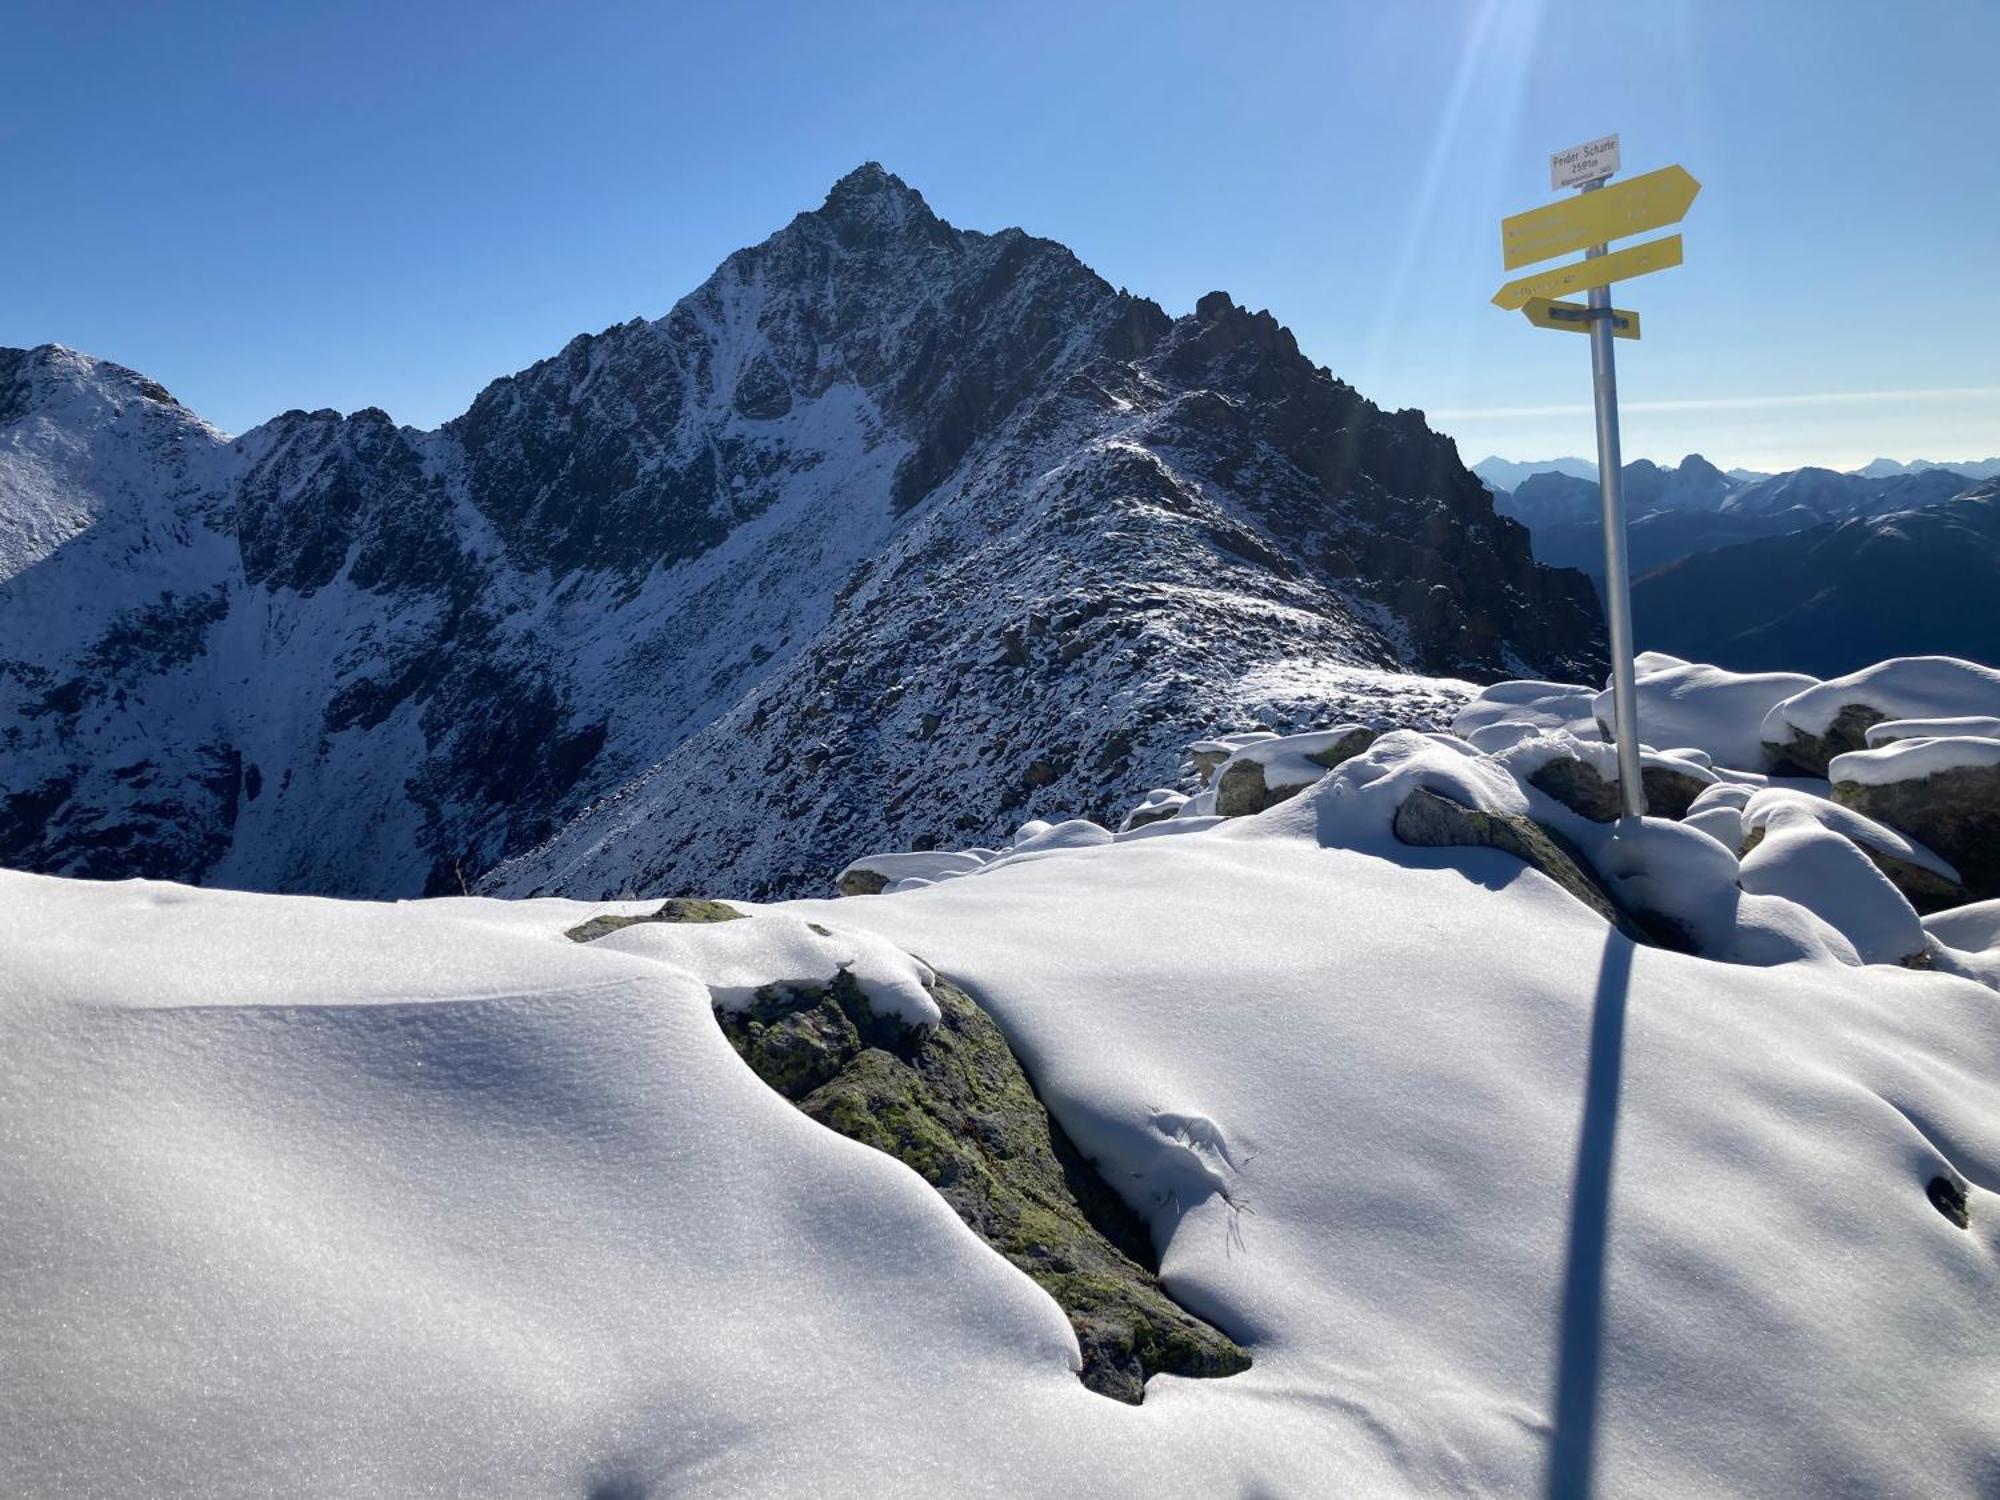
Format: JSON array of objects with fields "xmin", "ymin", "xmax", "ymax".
[
  {"xmin": 813, "ymin": 160, "xmax": 949, "ymax": 245},
  {"xmin": 1, "ymin": 343, "xmax": 199, "ymax": 425},
  {"xmin": 3, "ymin": 171, "xmax": 1603, "ymax": 900},
  {"xmin": 0, "ymin": 343, "xmax": 228, "ymax": 584}
]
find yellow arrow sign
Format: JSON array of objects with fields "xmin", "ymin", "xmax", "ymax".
[
  {"xmin": 1491, "ymin": 234, "xmax": 1682, "ymax": 310},
  {"xmin": 1501, "ymin": 164, "xmax": 1700, "ymax": 269},
  {"xmin": 1522, "ymin": 298, "xmax": 1640, "ymax": 340}
]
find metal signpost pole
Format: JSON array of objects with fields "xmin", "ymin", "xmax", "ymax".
[
  {"xmin": 1581, "ymin": 188, "xmax": 1648, "ymax": 822},
  {"xmin": 1494, "ymin": 134, "xmax": 1698, "ymax": 822}
]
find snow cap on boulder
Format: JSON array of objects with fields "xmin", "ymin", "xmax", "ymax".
[
  {"xmin": 1595, "ymin": 658, "xmax": 1819, "ymax": 773},
  {"xmin": 1212, "ymin": 726, "xmax": 1378, "ymax": 816},
  {"xmin": 1451, "ymin": 679, "xmax": 1600, "ymax": 744},
  {"xmin": 1738, "ymin": 802, "xmax": 1926, "ymax": 966},
  {"xmin": 838, "ymin": 849, "xmax": 989, "ymax": 897},
  {"xmin": 594, "ymin": 910, "xmax": 942, "ymax": 1027},
  {"xmin": 1762, "ymin": 656, "xmax": 2000, "ymax": 775}
]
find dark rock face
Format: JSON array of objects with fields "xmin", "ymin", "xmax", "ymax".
[
  {"xmin": 1, "ymin": 166, "xmax": 1606, "ymax": 902},
  {"xmin": 1834, "ymin": 764, "xmax": 2000, "ymax": 901},
  {"xmin": 1763, "ymin": 703, "xmax": 1891, "ymax": 778},
  {"xmin": 1528, "ymin": 755, "xmax": 1710, "ymax": 822},
  {"xmin": 1928, "ymin": 1175, "xmax": 1970, "ymax": 1230}
]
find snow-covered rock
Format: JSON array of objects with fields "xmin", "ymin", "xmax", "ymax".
[
  {"xmin": 1186, "ymin": 731, "xmax": 1277, "ymax": 785},
  {"xmin": 1865, "ymin": 714, "xmax": 2000, "ymax": 746},
  {"xmin": 1738, "ymin": 801, "xmax": 1927, "ymax": 965},
  {"xmin": 1117, "ymin": 787, "xmax": 1188, "ymax": 831},
  {"xmin": 1762, "ymin": 656, "xmax": 2000, "ymax": 774},
  {"xmin": 1211, "ymin": 725, "xmax": 1377, "ymax": 816},
  {"xmin": 1830, "ymin": 734, "xmax": 2000, "ymax": 787},
  {"xmin": 1495, "ymin": 731, "xmax": 1718, "ymax": 821},
  {"xmin": 1682, "ymin": 801, "xmax": 1748, "ymax": 852},
  {"xmin": 984, "ymin": 818, "xmax": 1116, "ymax": 870},
  {"xmin": 1924, "ymin": 899, "xmax": 2000, "ymax": 988},
  {"xmin": 1451, "ymin": 678, "xmax": 1600, "ymax": 743},
  {"xmin": 592, "ymin": 910, "xmax": 942, "ymax": 1027},
  {"xmin": 1595, "ymin": 658, "xmax": 1819, "ymax": 773},
  {"xmin": 838, "ymin": 849, "xmax": 990, "ymax": 897},
  {"xmin": 1830, "ymin": 737, "xmax": 2000, "ymax": 899},
  {"xmin": 1741, "ymin": 786, "xmax": 1964, "ymax": 913}
]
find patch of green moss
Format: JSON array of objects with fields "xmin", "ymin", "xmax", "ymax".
[
  {"xmin": 714, "ymin": 970, "xmax": 1251, "ymax": 1404},
  {"xmin": 564, "ymin": 896, "xmax": 745, "ymax": 943}
]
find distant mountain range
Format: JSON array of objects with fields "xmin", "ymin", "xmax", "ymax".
[
  {"xmin": 1631, "ymin": 481, "xmax": 2000, "ymax": 674},
  {"xmin": 1483, "ymin": 454, "xmax": 1992, "ymax": 581},
  {"xmin": 0, "ymin": 165, "xmax": 1602, "ymax": 901},
  {"xmin": 1468, "ymin": 455, "xmax": 1597, "ymax": 491},
  {"xmin": 1468, "ymin": 445, "xmax": 1999, "ymax": 672},
  {"xmin": 1852, "ymin": 456, "xmax": 2000, "ymax": 481},
  {"xmin": 1473, "ymin": 453, "xmax": 2000, "ymax": 493}
]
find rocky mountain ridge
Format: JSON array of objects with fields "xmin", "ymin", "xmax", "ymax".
[{"xmin": 2, "ymin": 165, "xmax": 1603, "ymax": 900}]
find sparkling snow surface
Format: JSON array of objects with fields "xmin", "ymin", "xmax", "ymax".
[{"xmin": 8, "ymin": 768, "xmax": 2000, "ymax": 1495}]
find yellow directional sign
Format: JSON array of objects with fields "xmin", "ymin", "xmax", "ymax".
[
  {"xmin": 1490, "ymin": 234, "xmax": 1682, "ymax": 310},
  {"xmin": 1501, "ymin": 164, "xmax": 1700, "ymax": 269},
  {"xmin": 1522, "ymin": 298, "xmax": 1640, "ymax": 340}
]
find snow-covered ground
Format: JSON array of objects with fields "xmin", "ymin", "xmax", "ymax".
[{"xmin": 7, "ymin": 657, "xmax": 2000, "ymax": 1496}]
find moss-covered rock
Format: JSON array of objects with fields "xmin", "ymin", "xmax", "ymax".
[
  {"xmin": 566, "ymin": 894, "xmax": 1250, "ymax": 1400},
  {"xmin": 717, "ymin": 972, "xmax": 1251, "ymax": 1403},
  {"xmin": 564, "ymin": 896, "xmax": 745, "ymax": 943}
]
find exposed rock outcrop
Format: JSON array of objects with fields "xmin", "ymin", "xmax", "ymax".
[
  {"xmin": 1527, "ymin": 754, "xmax": 1712, "ymax": 822},
  {"xmin": 1763, "ymin": 703, "xmax": 1889, "ymax": 778},
  {"xmin": 1834, "ymin": 763, "xmax": 2000, "ymax": 902},
  {"xmin": 718, "ymin": 972, "xmax": 1251, "ymax": 1403},
  {"xmin": 563, "ymin": 896, "xmax": 746, "ymax": 943}
]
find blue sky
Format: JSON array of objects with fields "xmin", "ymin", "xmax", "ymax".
[{"xmin": 5, "ymin": 0, "xmax": 1996, "ymax": 470}]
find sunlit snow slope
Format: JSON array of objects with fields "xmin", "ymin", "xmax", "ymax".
[{"xmin": 6, "ymin": 773, "xmax": 1997, "ymax": 1495}]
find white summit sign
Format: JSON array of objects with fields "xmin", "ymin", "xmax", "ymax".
[{"xmin": 1550, "ymin": 132, "xmax": 1620, "ymax": 190}]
